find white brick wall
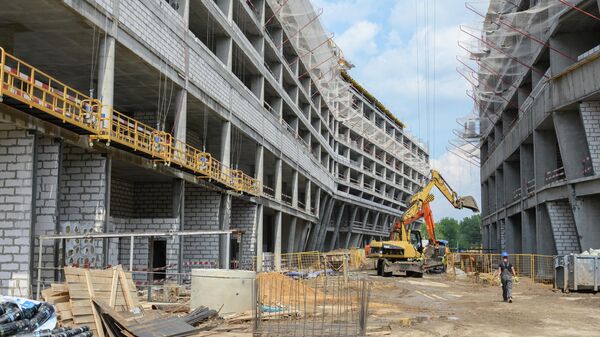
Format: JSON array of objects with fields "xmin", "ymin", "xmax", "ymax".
[
  {"xmin": 546, "ymin": 200, "xmax": 581, "ymax": 255},
  {"xmin": 60, "ymin": 144, "xmax": 107, "ymax": 267},
  {"xmin": 580, "ymin": 101, "xmax": 600, "ymax": 173},
  {"xmin": 231, "ymin": 198, "xmax": 257, "ymax": 268},
  {"xmin": 93, "ymin": 0, "xmax": 113, "ymax": 13},
  {"xmin": 0, "ymin": 124, "xmax": 35, "ymax": 296},
  {"xmin": 118, "ymin": 0, "xmax": 186, "ymax": 72},
  {"xmin": 183, "ymin": 185, "xmax": 220, "ymax": 267},
  {"xmin": 32, "ymin": 136, "xmax": 61, "ymax": 288},
  {"xmin": 111, "ymin": 178, "xmax": 135, "ymax": 218}
]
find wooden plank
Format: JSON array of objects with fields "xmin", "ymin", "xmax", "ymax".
[
  {"xmin": 51, "ymin": 283, "xmax": 69, "ymax": 292},
  {"xmin": 70, "ymin": 283, "xmax": 114, "ymax": 292},
  {"xmin": 73, "ymin": 315, "xmax": 97, "ymax": 324},
  {"xmin": 109, "ymin": 268, "xmax": 118, "ymax": 308},
  {"xmin": 46, "ymin": 294, "xmax": 70, "ymax": 304},
  {"xmin": 55, "ymin": 302, "xmax": 71, "ymax": 311},
  {"xmin": 71, "ymin": 300, "xmax": 94, "ymax": 308},
  {"xmin": 118, "ymin": 268, "xmax": 136, "ymax": 309},
  {"xmin": 84, "ymin": 269, "xmax": 105, "ymax": 337}
]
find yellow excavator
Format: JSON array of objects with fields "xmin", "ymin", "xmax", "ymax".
[{"xmin": 366, "ymin": 169, "xmax": 479, "ymax": 277}]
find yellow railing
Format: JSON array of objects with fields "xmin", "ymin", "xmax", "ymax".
[
  {"xmin": 449, "ymin": 252, "xmax": 554, "ymax": 284},
  {"xmin": 0, "ymin": 47, "xmax": 261, "ymax": 196}
]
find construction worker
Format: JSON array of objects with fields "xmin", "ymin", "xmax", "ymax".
[{"xmin": 494, "ymin": 252, "xmax": 517, "ymax": 303}]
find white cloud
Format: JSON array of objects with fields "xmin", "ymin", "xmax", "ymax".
[
  {"xmin": 354, "ymin": 25, "xmax": 469, "ymax": 116},
  {"xmin": 429, "ymin": 151, "xmax": 481, "ymax": 220},
  {"xmin": 336, "ymin": 20, "xmax": 381, "ymax": 60},
  {"xmin": 311, "ymin": 0, "xmax": 387, "ymax": 29}
]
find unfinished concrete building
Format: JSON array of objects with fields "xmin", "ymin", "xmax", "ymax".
[
  {"xmin": 0, "ymin": 0, "xmax": 429, "ymax": 296},
  {"xmin": 473, "ymin": 0, "xmax": 600, "ymax": 255}
]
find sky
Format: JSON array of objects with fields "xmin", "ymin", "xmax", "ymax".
[{"xmin": 313, "ymin": 0, "xmax": 484, "ymax": 220}]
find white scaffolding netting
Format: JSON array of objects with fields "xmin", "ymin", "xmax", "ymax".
[
  {"xmin": 267, "ymin": 0, "xmax": 430, "ymax": 175},
  {"xmin": 455, "ymin": 0, "xmax": 565, "ymax": 165}
]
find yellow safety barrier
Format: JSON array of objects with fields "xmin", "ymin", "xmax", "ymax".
[
  {"xmin": 0, "ymin": 47, "xmax": 261, "ymax": 196},
  {"xmin": 449, "ymin": 252, "xmax": 554, "ymax": 284},
  {"xmin": 252, "ymin": 249, "xmax": 364, "ymax": 273}
]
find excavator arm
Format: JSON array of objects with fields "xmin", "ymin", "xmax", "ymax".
[{"xmin": 399, "ymin": 169, "xmax": 479, "ymax": 245}]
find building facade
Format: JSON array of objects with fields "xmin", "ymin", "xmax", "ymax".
[
  {"xmin": 0, "ymin": 0, "xmax": 428, "ymax": 296},
  {"xmin": 477, "ymin": 0, "xmax": 600, "ymax": 255}
]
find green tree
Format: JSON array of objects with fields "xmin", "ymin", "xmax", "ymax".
[
  {"xmin": 459, "ymin": 214, "xmax": 482, "ymax": 249},
  {"xmin": 437, "ymin": 217, "xmax": 460, "ymax": 246}
]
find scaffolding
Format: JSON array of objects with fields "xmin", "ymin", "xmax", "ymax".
[
  {"xmin": 266, "ymin": 0, "xmax": 430, "ymax": 175},
  {"xmin": 455, "ymin": 0, "xmax": 577, "ymax": 165}
]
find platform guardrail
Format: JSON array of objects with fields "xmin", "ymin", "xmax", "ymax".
[{"xmin": 0, "ymin": 47, "xmax": 261, "ymax": 196}]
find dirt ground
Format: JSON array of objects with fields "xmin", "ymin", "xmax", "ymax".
[{"xmin": 366, "ymin": 272, "xmax": 600, "ymax": 337}]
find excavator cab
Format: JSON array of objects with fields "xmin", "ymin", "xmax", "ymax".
[{"xmin": 410, "ymin": 230, "xmax": 423, "ymax": 253}]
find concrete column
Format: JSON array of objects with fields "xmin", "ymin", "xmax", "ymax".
[
  {"xmin": 329, "ymin": 203, "xmax": 346, "ymax": 251},
  {"xmin": 219, "ymin": 194, "xmax": 232, "ymax": 268},
  {"xmin": 521, "ymin": 209, "xmax": 536, "ymax": 253},
  {"xmin": 304, "ymin": 181, "xmax": 311, "ymax": 212},
  {"xmin": 176, "ymin": 0, "xmax": 190, "ymax": 22},
  {"xmin": 291, "ymin": 170, "xmax": 298, "ymax": 207},
  {"xmin": 274, "ymin": 211, "xmax": 282, "ymax": 270},
  {"xmin": 553, "ymin": 110, "xmax": 589, "ymax": 180},
  {"xmin": 173, "ymin": 179, "xmax": 185, "ymax": 276},
  {"xmin": 372, "ymin": 212, "xmax": 380, "ymax": 232},
  {"xmin": 287, "ymin": 217, "xmax": 297, "ymax": 253},
  {"xmin": 520, "ymin": 144, "xmax": 534, "ymax": 195},
  {"xmin": 504, "ymin": 161, "xmax": 520, "ymax": 203},
  {"xmin": 173, "ymin": 89, "xmax": 187, "ymax": 142},
  {"xmin": 221, "ymin": 121, "xmax": 231, "ymax": 167},
  {"xmin": 255, "ymin": 144, "xmax": 264, "ymax": 181},
  {"xmin": 314, "ymin": 188, "xmax": 321, "ymax": 215},
  {"xmin": 536, "ymin": 205, "xmax": 557, "ymax": 255},
  {"xmin": 254, "ymin": 204, "xmax": 264, "ymax": 272},
  {"xmin": 255, "ymin": 204, "xmax": 264, "ymax": 272},
  {"xmin": 97, "ymin": 36, "xmax": 116, "ymax": 127},
  {"xmin": 344, "ymin": 207, "xmax": 359, "ymax": 248},
  {"xmin": 534, "ymin": 129, "xmax": 559, "ymax": 189},
  {"xmin": 361, "ymin": 209, "xmax": 370, "ymax": 229},
  {"xmin": 274, "ymin": 158, "xmax": 282, "ymax": 201}
]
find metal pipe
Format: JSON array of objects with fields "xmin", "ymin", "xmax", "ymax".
[
  {"xmin": 129, "ymin": 237, "xmax": 134, "ymax": 272},
  {"xmin": 39, "ymin": 229, "xmax": 242, "ymax": 240},
  {"xmin": 36, "ymin": 238, "xmax": 43, "ymax": 300}
]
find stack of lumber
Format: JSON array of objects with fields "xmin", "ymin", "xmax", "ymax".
[
  {"xmin": 42, "ymin": 283, "xmax": 73, "ymax": 326},
  {"xmin": 42, "ymin": 265, "xmax": 140, "ymax": 337},
  {"xmin": 42, "ymin": 266, "xmax": 203, "ymax": 337}
]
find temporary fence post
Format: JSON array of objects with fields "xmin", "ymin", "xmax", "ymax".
[
  {"xmin": 129, "ymin": 236, "xmax": 134, "ymax": 272},
  {"xmin": 225, "ymin": 232, "xmax": 231, "ymax": 270},
  {"xmin": 0, "ymin": 47, "xmax": 4, "ymax": 101}
]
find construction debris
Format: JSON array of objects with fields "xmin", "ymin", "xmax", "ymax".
[
  {"xmin": 182, "ymin": 306, "xmax": 218, "ymax": 326},
  {"xmin": 580, "ymin": 248, "xmax": 600, "ymax": 256}
]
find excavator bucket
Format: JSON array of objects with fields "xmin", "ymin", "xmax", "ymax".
[{"xmin": 459, "ymin": 196, "xmax": 480, "ymax": 213}]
